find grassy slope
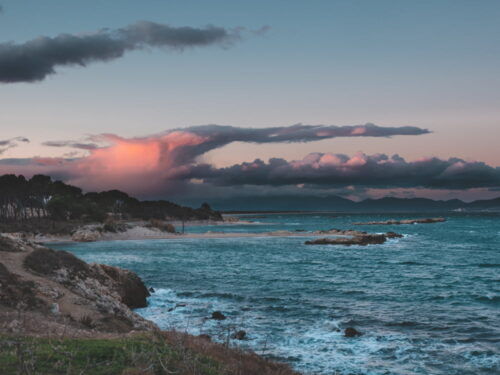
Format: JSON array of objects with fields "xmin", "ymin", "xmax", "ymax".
[{"xmin": 0, "ymin": 332, "xmax": 298, "ymax": 375}]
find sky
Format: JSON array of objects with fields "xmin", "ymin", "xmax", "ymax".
[{"xmin": 0, "ymin": 0, "xmax": 499, "ymax": 202}]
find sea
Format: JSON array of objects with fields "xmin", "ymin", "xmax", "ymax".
[{"xmin": 48, "ymin": 212, "xmax": 500, "ymax": 375}]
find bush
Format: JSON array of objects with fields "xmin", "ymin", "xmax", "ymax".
[{"xmin": 147, "ymin": 219, "xmax": 176, "ymax": 233}]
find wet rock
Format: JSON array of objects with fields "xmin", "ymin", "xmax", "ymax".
[
  {"xmin": 344, "ymin": 327, "xmax": 362, "ymax": 337},
  {"xmin": 305, "ymin": 234, "xmax": 388, "ymax": 246},
  {"xmin": 232, "ymin": 330, "xmax": 247, "ymax": 340},
  {"xmin": 149, "ymin": 287, "xmax": 155, "ymax": 293},
  {"xmin": 211, "ymin": 311, "xmax": 227, "ymax": 320},
  {"xmin": 385, "ymin": 231, "xmax": 404, "ymax": 238}
]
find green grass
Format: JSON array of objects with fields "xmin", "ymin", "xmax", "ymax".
[{"xmin": 0, "ymin": 334, "xmax": 224, "ymax": 375}]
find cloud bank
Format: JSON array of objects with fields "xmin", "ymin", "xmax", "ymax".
[
  {"xmin": 0, "ymin": 21, "xmax": 243, "ymax": 83},
  {"xmin": 186, "ymin": 152, "xmax": 500, "ymax": 190},
  {"xmin": 0, "ymin": 123, "xmax": 429, "ymax": 193},
  {"xmin": 1, "ymin": 123, "xmax": 498, "ymax": 198}
]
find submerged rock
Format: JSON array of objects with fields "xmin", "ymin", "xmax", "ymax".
[
  {"xmin": 211, "ymin": 311, "xmax": 227, "ymax": 320},
  {"xmin": 344, "ymin": 327, "xmax": 362, "ymax": 337}
]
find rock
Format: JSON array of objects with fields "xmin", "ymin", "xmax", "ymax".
[
  {"xmin": 149, "ymin": 287, "xmax": 155, "ymax": 293},
  {"xmin": 71, "ymin": 228, "xmax": 101, "ymax": 242},
  {"xmin": 1, "ymin": 238, "xmax": 156, "ymax": 334},
  {"xmin": 211, "ymin": 311, "xmax": 227, "ymax": 320},
  {"xmin": 232, "ymin": 330, "xmax": 247, "ymax": 340},
  {"xmin": 386, "ymin": 231, "xmax": 404, "ymax": 238},
  {"xmin": 0, "ymin": 236, "xmax": 23, "ymax": 252},
  {"xmin": 305, "ymin": 234, "xmax": 388, "ymax": 246},
  {"xmin": 353, "ymin": 217, "xmax": 446, "ymax": 225},
  {"xmin": 344, "ymin": 327, "xmax": 362, "ymax": 337},
  {"xmin": 50, "ymin": 303, "xmax": 60, "ymax": 315},
  {"xmin": 96, "ymin": 264, "xmax": 151, "ymax": 309}
]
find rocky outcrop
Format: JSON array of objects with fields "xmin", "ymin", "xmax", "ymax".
[
  {"xmin": 71, "ymin": 228, "xmax": 101, "ymax": 242},
  {"xmin": 0, "ymin": 236, "xmax": 156, "ymax": 335},
  {"xmin": 0, "ymin": 236, "xmax": 23, "ymax": 252},
  {"xmin": 95, "ymin": 264, "xmax": 150, "ymax": 308},
  {"xmin": 305, "ymin": 231, "xmax": 403, "ymax": 246},
  {"xmin": 353, "ymin": 217, "xmax": 446, "ymax": 225}
]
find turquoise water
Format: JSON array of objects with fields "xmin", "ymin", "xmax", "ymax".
[{"xmin": 49, "ymin": 213, "xmax": 500, "ymax": 375}]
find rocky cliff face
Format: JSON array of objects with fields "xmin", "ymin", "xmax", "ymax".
[{"xmin": 0, "ymin": 235, "xmax": 156, "ymax": 336}]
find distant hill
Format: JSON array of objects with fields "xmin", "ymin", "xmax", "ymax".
[{"xmin": 183, "ymin": 195, "xmax": 500, "ymax": 213}]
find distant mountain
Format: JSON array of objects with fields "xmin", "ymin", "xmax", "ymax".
[{"xmin": 184, "ymin": 195, "xmax": 500, "ymax": 212}]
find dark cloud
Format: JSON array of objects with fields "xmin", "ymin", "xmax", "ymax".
[
  {"xmin": 42, "ymin": 140, "xmax": 99, "ymax": 150},
  {"xmin": 6, "ymin": 124, "xmax": 496, "ymax": 196},
  {"xmin": 150, "ymin": 123, "xmax": 430, "ymax": 165},
  {"xmin": 0, "ymin": 21, "xmax": 242, "ymax": 83},
  {"xmin": 183, "ymin": 153, "xmax": 500, "ymax": 190},
  {"xmin": 0, "ymin": 136, "xmax": 29, "ymax": 154}
]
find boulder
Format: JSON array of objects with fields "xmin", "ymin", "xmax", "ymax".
[
  {"xmin": 232, "ymin": 330, "xmax": 247, "ymax": 340},
  {"xmin": 344, "ymin": 327, "xmax": 362, "ymax": 338},
  {"xmin": 211, "ymin": 311, "xmax": 227, "ymax": 320},
  {"xmin": 95, "ymin": 264, "xmax": 150, "ymax": 309},
  {"xmin": 72, "ymin": 229, "xmax": 101, "ymax": 242}
]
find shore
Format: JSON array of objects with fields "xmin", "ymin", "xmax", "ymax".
[{"xmin": 30, "ymin": 227, "xmax": 357, "ymax": 243}]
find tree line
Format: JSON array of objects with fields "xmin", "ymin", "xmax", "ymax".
[{"xmin": 0, "ymin": 174, "xmax": 222, "ymax": 222}]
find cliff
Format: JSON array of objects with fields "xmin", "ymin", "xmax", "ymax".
[{"xmin": 0, "ymin": 235, "xmax": 155, "ymax": 335}]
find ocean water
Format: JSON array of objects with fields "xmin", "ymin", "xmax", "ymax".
[{"xmin": 49, "ymin": 213, "xmax": 500, "ymax": 375}]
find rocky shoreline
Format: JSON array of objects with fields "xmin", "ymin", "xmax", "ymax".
[
  {"xmin": 0, "ymin": 234, "xmax": 299, "ymax": 374},
  {"xmin": 353, "ymin": 217, "xmax": 446, "ymax": 225},
  {"xmin": 305, "ymin": 230, "xmax": 403, "ymax": 246},
  {"xmin": 0, "ymin": 235, "xmax": 155, "ymax": 336}
]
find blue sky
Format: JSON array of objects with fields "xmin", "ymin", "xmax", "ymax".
[{"xmin": 0, "ymin": 0, "xmax": 499, "ymax": 200}]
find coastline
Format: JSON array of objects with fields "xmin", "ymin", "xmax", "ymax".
[{"xmin": 33, "ymin": 228, "xmax": 356, "ymax": 244}]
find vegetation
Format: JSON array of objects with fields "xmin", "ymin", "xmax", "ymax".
[
  {"xmin": 0, "ymin": 174, "xmax": 222, "ymax": 226},
  {"xmin": 0, "ymin": 332, "xmax": 298, "ymax": 375}
]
